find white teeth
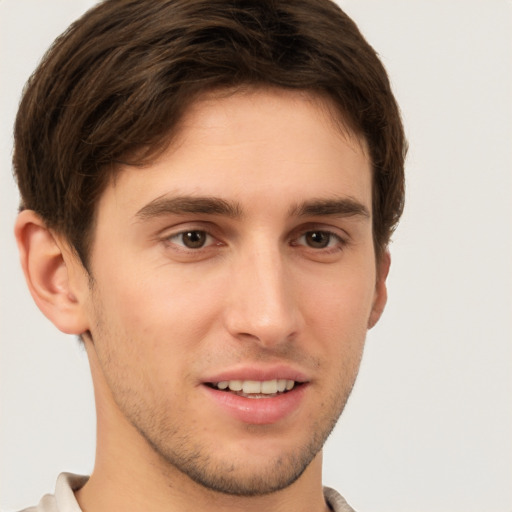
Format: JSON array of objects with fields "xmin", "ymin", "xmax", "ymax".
[
  {"xmin": 277, "ymin": 379, "xmax": 287, "ymax": 392},
  {"xmin": 228, "ymin": 380, "xmax": 243, "ymax": 392},
  {"xmin": 242, "ymin": 380, "xmax": 261, "ymax": 394},
  {"xmin": 261, "ymin": 379, "xmax": 278, "ymax": 394},
  {"xmin": 214, "ymin": 379, "xmax": 296, "ymax": 394}
]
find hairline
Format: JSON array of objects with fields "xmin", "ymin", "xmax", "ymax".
[{"xmin": 78, "ymin": 85, "xmax": 377, "ymax": 271}]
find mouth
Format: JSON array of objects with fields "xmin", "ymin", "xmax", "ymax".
[
  {"xmin": 205, "ymin": 379, "xmax": 302, "ymax": 398},
  {"xmin": 202, "ymin": 374, "xmax": 308, "ymax": 424}
]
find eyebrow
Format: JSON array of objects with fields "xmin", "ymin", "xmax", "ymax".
[
  {"xmin": 135, "ymin": 195, "xmax": 243, "ymax": 221},
  {"xmin": 290, "ymin": 197, "xmax": 370, "ymax": 220},
  {"xmin": 135, "ymin": 194, "xmax": 370, "ymax": 222}
]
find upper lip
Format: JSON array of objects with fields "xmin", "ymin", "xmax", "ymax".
[{"xmin": 202, "ymin": 364, "xmax": 310, "ymax": 384}]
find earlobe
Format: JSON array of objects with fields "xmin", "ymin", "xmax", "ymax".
[
  {"xmin": 368, "ymin": 250, "xmax": 391, "ymax": 329},
  {"xmin": 14, "ymin": 210, "xmax": 90, "ymax": 335}
]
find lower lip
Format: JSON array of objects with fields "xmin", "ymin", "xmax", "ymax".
[{"xmin": 202, "ymin": 384, "xmax": 307, "ymax": 425}]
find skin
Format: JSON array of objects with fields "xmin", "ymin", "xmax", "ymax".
[{"xmin": 15, "ymin": 88, "xmax": 389, "ymax": 512}]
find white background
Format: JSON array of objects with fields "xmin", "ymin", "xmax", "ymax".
[{"xmin": 1, "ymin": 1, "xmax": 511, "ymax": 511}]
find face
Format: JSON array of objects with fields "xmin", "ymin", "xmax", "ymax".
[{"xmin": 81, "ymin": 88, "xmax": 387, "ymax": 496}]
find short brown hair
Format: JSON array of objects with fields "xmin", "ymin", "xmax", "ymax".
[{"xmin": 13, "ymin": 0, "xmax": 406, "ymax": 267}]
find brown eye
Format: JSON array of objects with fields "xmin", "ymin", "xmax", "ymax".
[
  {"xmin": 181, "ymin": 230, "xmax": 208, "ymax": 248},
  {"xmin": 304, "ymin": 231, "xmax": 332, "ymax": 248}
]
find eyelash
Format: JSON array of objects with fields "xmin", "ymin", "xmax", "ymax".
[
  {"xmin": 163, "ymin": 229, "xmax": 220, "ymax": 251},
  {"xmin": 162, "ymin": 226, "xmax": 347, "ymax": 255},
  {"xmin": 292, "ymin": 230, "xmax": 345, "ymax": 251}
]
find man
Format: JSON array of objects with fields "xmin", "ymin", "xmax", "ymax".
[{"xmin": 12, "ymin": 1, "xmax": 405, "ymax": 511}]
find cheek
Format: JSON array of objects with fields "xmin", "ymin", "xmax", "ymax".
[
  {"xmin": 297, "ymin": 261, "xmax": 376, "ymax": 375},
  {"xmin": 91, "ymin": 261, "xmax": 226, "ymax": 359},
  {"xmin": 303, "ymin": 262, "xmax": 376, "ymax": 329}
]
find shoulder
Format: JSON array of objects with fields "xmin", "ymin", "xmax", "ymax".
[{"xmin": 324, "ymin": 486, "xmax": 357, "ymax": 512}]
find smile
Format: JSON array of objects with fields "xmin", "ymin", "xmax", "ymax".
[
  {"xmin": 203, "ymin": 378, "xmax": 307, "ymax": 424},
  {"xmin": 208, "ymin": 379, "xmax": 297, "ymax": 397}
]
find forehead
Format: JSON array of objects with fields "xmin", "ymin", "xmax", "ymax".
[
  {"xmin": 99, "ymin": 88, "xmax": 371, "ymax": 220},
  {"xmin": 176, "ymin": 87, "xmax": 367, "ymax": 164}
]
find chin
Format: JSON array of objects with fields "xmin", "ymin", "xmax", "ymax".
[
  {"xmin": 172, "ymin": 449, "xmax": 316, "ymax": 497},
  {"xmin": 144, "ymin": 420, "xmax": 331, "ymax": 497}
]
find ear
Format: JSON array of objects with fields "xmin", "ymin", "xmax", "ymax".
[
  {"xmin": 368, "ymin": 250, "xmax": 391, "ymax": 329},
  {"xmin": 14, "ymin": 210, "xmax": 90, "ymax": 335}
]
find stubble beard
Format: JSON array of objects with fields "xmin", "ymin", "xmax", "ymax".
[{"xmin": 125, "ymin": 381, "xmax": 354, "ymax": 497}]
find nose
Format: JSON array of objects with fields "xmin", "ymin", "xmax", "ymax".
[{"xmin": 223, "ymin": 243, "xmax": 302, "ymax": 348}]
